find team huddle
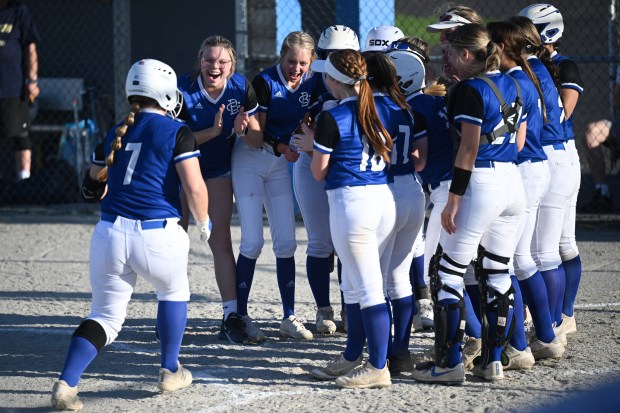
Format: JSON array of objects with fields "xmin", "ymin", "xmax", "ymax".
[{"xmin": 50, "ymin": 2, "xmax": 584, "ymax": 410}]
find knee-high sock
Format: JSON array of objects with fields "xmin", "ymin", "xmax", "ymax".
[
  {"xmin": 465, "ymin": 284, "xmax": 482, "ymax": 321},
  {"xmin": 361, "ymin": 302, "xmax": 391, "ymax": 369},
  {"xmin": 158, "ymin": 301, "xmax": 187, "ymax": 372},
  {"xmin": 59, "ymin": 337, "xmax": 98, "ymax": 387},
  {"xmin": 509, "ymin": 276, "xmax": 527, "ymax": 351},
  {"xmin": 409, "ymin": 255, "xmax": 426, "ymax": 288},
  {"xmin": 276, "ymin": 257, "xmax": 296, "ymax": 318},
  {"xmin": 485, "ymin": 304, "xmax": 514, "ymax": 363},
  {"xmin": 555, "ymin": 264, "xmax": 566, "ymax": 325},
  {"xmin": 437, "ymin": 298, "xmax": 463, "ymax": 368},
  {"xmin": 464, "ymin": 290, "xmax": 481, "ymax": 338},
  {"xmin": 306, "ymin": 256, "xmax": 331, "ymax": 308},
  {"xmin": 562, "ymin": 256, "xmax": 581, "ymax": 317},
  {"xmin": 519, "ymin": 271, "xmax": 555, "ymax": 343},
  {"xmin": 236, "ymin": 254, "xmax": 257, "ymax": 316},
  {"xmin": 343, "ymin": 303, "xmax": 366, "ymax": 361},
  {"xmin": 541, "ymin": 267, "xmax": 560, "ymax": 324},
  {"xmin": 390, "ymin": 295, "xmax": 414, "ymax": 357}
]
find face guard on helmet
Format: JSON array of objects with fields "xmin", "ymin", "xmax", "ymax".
[
  {"xmin": 386, "ymin": 50, "xmax": 425, "ymax": 96},
  {"xmin": 518, "ymin": 3, "xmax": 564, "ymax": 44},
  {"xmin": 317, "ymin": 25, "xmax": 360, "ymax": 59},
  {"xmin": 364, "ymin": 25, "xmax": 405, "ymax": 52},
  {"xmin": 125, "ymin": 59, "xmax": 183, "ymax": 118}
]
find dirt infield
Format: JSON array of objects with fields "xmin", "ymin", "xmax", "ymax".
[{"xmin": 1, "ymin": 205, "xmax": 619, "ymax": 412}]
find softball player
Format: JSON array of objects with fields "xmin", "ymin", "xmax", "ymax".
[
  {"xmin": 309, "ymin": 49, "xmax": 395, "ymax": 389},
  {"xmin": 177, "ymin": 36, "xmax": 261, "ymax": 344},
  {"xmin": 488, "ymin": 20, "xmax": 565, "ymax": 368},
  {"xmin": 290, "ymin": 25, "xmax": 360, "ymax": 334},
  {"xmin": 51, "ymin": 59, "xmax": 209, "ymax": 411},
  {"xmin": 510, "ymin": 13, "xmax": 577, "ymax": 348},
  {"xmin": 520, "ymin": 4, "xmax": 584, "ymax": 334},
  {"xmin": 412, "ymin": 24, "xmax": 526, "ymax": 384},
  {"xmin": 364, "ymin": 25, "xmax": 404, "ymax": 52},
  {"xmin": 232, "ymin": 31, "xmax": 320, "ymax": 341}
]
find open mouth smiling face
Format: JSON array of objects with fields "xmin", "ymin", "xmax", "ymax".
[{"xmin": 201, "ymin": 46, "xmax": 233, "ymax": 88}]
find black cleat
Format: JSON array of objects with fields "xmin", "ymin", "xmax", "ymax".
[{"xmin": 217, "ymin": 312, "xmax": 249, "ymax": 344}]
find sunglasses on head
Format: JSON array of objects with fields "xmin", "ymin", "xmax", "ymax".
[{"xmin": 387, "ymin": 41, "xmax": 429, "ymax": 63}]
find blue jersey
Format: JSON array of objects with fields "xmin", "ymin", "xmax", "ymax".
[
  {"xmin": 552, "ymin": 52, "xmax": 584, "ymax": 141},
  {"xmin": 98, "ymin": 111, "xmax": 200, "ymax": 220},
  {"xmin": 252, "ymin": 65, "xmax": 321, "ymax": 144},
  {"xmin": 528, "ymin": 56, "xmax": 565, "ymax": 146},
  {"xmin": 313, "ymin": 96, "xmax": 388, "ymax": 190},
  {"xmin": 373, "ymin": 93, "xmax": 417, "ymax": 178},
  {"xmin": 506, "ymin": 67, "xmax": 546, "ymax": 163},
  {"xmin": 408, "ymin": 92, "xmax": 452, "ymax": 186},
  {"xmin": 448, "ymin": 71, "xmax": 521, "ymax": 163},
  {"xmin": 178, "ymin": 73, "xmax": 258, "ymax": 178}
]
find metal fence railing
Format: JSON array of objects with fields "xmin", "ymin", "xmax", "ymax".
[{"xmin": 1, "ymin": 0, "xmax": 618, "ymax": 206}]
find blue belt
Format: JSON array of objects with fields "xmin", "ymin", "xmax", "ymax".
[
  {"xmin": 474, "ymin": 160, "xmax": 495, "ymax": 168},
  {"xmin": 100, "ymin": 212, "xmax": 167, "ymax": 230},
  {"xmin": 552, "ymin": 142, "xmax": 566, "ymax": 150}
]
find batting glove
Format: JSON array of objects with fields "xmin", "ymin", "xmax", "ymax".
[{"xmin": 198, "ymin": 218, "xmax": 212, "ymax": 242}]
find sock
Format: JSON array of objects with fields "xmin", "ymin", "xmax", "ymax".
[
  {"xmin": 276, "ymin": 257, "xmax": 296, "ymax": 318},
  {"xmin": 415, "ymin": 286, "xmax": 429, "ymax": 302},
  {"xmin": 464, "ymin": 290, "xmax": 481, "ymax": 338},
  {"xmin": 555, "ymin": 264, "xmax": 566, "ymax": 325},
  {"xmin": 409, "ymin": 255, "xmax": 426, "ymax": 290},
  {"xmin": 509, "ymin": 276, "xmax": 527, "ymax": 351},
  {"xmin": 222, "ymin": 299, "xmax": 237, "ymax": 320},
  {"xmin": 343, "ymin": 303, "xmax": 366, "ymax": 361},
  {"xmin": 562, "ymin": 255, "xmax": 582, "ymax": 317},
  {"xmin": 465, "ymin": 284, "xmax": 482, "ymax": 321},
  {"xmin": 306, "ymin": 256, "xmax": 331, "ymax": 308},
  {"xmin": 486, "ymin": 304, "xmax": 514, "ymax": 363},
  {"xmin": 18, "ymin": 170, "xmax": 30, "ymax": 180},
  {"xmin": 519, "ymin": 271, "xmax": 555, "ymax": 343},
  {"xmin": 386, "ymin": 298, "xmax": 393, "ymax": 357},
  {"xmin": 437, "ymin": 298, "xmax": 462, "ymax": 368},
  {"xmin": 540, "ymin": 267, "xmax": 560, "ymax": 323},
  {"xmin": 59, "ymin": 337, "xmax": 98, "ymax": 387},
  {"xmin": 157, "ymin": 301, "xmax": 187, "ymax": 371},
  {"xmin": 236, "ymin": 254, "xmax": 257, "ymax": 316},
  {"xmin": 361, "ymin": 302, "xmax": 391, "ymax": 369},
  {"xmin": 390, "ymin": 295, "xmax": 414, "ymax": 357}
]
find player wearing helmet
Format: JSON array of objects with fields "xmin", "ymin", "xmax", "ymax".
[
  {"xmin": 51, "ymin": 59, "xmax": 209, "ymax": 410},
  {"xmin": 519, "ymin": 3, "xmax": 584, "ymax": 339},
  {"xmin": 364, "ymin": 25, "xmax": 404, "ymax": 52},
  {"xmin": 290, "ymin": 25, "xmax": 360, "ymax": 335}
]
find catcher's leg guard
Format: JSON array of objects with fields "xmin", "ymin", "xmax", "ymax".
[
  {"xmin": 430, "ymin": 244, "xmax": 467, "ymax": 368},
  {"xmin": 474, "ymin": 245, "xmax": 515, "ymax": 368}
]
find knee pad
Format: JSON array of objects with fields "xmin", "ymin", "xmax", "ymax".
[
  {"xmin": 73, "ymin": 319, "xmax": 107, "ymax": 352},
  {"xmin": 13, "ymin": 134, "xmax": 31, "ymax": 151}
]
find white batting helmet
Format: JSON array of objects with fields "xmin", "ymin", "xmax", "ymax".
[
  {"xmin": 364, "ymin": 25, "xmax": 404, "ymax": 52},
  {"xmin": 387, "ymin": 50, "xmax": 425, "ymax": 96},
  {"xmin": 518, "ymin": 3, "xmax": 564, "ymax": 44},
  {"xmin": 317, "ymin": 25, "xmax": 360, "ymax": 53},
  {"xmin": 125, "ymin": 59, "xmax": 183, "ymax": 117}
]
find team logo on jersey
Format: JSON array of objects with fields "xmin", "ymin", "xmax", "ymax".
[
  {"xmin": 195, "ymin": 102, "xmax": 203, "ymax": 109},
  {"xmin": 226, "ymin": 99, "xmax": 241, "ymax": 115},
  {"xmin": 274, "ymin": 90, "xmax": 283, "ymax": 97},
  {"xmin": 299, "ymin": 92, "xmax": 310, "ymax": 107}
]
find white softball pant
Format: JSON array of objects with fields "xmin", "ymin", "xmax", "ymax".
[
  {"xmin": 231, "ymin": 140, "xmax": 297, "ymax": 259},
  {"xmin": 532, "ymin": 143, "xmax": 580, "ymax": 271},
  {"xmin": 88, "ymin": 216, "xmax": 190, "ymax": 346},
  {"xmin": 292, "ymin": 152, "xmax": 333, "ymax": 258},
  {"xmin": 423, "ymin": 181, "xmax": 450, "ymax": 282},
  {"xmin": 512, "ymin": 160, "xmax": 550, "ymax": 280},
  {"xmin": 560, "ymin": 140, "xmax": 581, "ymax": 261},
  {"xmin": 438, "ymin": 162, "xmax": 525, "ymax": 301},
  {"xmin": 327, "ymin": 184, "xmax": 396, "ymax": 309},
  {"xmin": 381, "ymin": 174, "xmax": 425, "ymax": 300}
]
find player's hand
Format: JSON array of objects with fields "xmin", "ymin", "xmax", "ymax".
[
  {"xmin": 211, "ymin": 104, "xmax": 224, "ymax": 136},
  {"xmin": 234, "ymin": 106, "xmax": 249, "ymax": 135},
  {"xmin": 290, "ymin": 123, "xmax": 315, "ymax": 153},
  {"xmin": 441, "ymin": 194, "xmax": 461, "ymax": 234},
  {"xmin": 198, "ymin": 218, "xmax": 212, "ymax": 242},
  {"xmin": 27, "ymin": 83, "xmax": 40, "ymax": 103},
  {"xmin": 280, "ymin": 144, "xmax": 300, "ymax": 162}
]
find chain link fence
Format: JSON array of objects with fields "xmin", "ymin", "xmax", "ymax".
[{"xmin": 1, "ymin": 0, "xmax": 618, "ymax": 207}]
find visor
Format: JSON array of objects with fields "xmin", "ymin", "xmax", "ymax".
[
  {"xmin": 426, "ymin": 12, "xmax": 472, "ymax": 33},
  {"xmin": 311, "ymin": 56, "xmax": 361, "ymax": 85}
]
